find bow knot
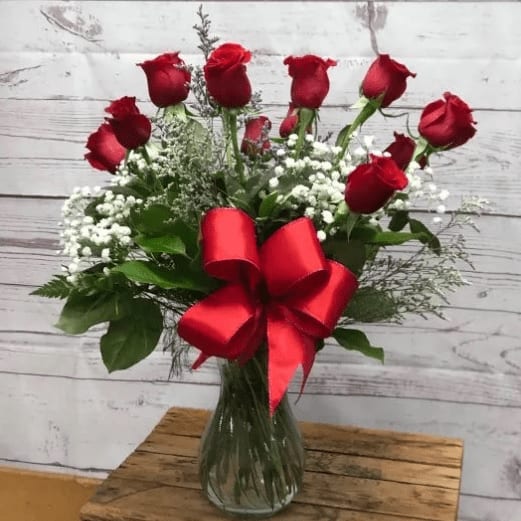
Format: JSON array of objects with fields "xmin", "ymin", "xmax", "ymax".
[{"xmin": 178, "ymin": 208, "xmax": 358, "ymax": 413}]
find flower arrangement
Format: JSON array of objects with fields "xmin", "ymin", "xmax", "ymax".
[{"xmin": 34, "ymin": 10, "xmax": 485, "ymax": 517}]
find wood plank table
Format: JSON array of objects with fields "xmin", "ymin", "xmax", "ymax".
[{"xmin": 80, "ymin": 407, "xmax": 463, "ymax": 521}]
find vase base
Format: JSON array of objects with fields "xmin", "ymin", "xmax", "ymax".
[{"xmin": 205, "ymin": 489, "xmax": 297, "ymax": 519}]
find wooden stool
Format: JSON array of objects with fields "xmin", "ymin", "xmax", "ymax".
[{"xmin": 80, "ymin": 407, "xmax": 463, "ymax": 521}]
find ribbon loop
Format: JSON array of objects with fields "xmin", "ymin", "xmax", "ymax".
[
  {"xmin": 260, "ymin": 217, "xmax": 328, "ymax": 297},
  {"xmin": 177, "ymin": 283, "xmax": 260, "ymax": 360},
  {"xmin": 202, "ymin": 208, "xmax": 260, "ymax": 285},
  {"xmin": 283, "ymin": 260, "xmax": 359, "ymax": 337}
]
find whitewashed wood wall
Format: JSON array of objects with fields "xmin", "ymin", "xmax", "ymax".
[{"xmin": 0, "ymin": 2, "xmax": 520, "ymax": 519}]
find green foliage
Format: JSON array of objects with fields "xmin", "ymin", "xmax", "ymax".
[
  {"xmin": 323, "ymin": 238, "xmax": 367, "ymax": 275},
  {"xmin": 388, "ymin": 210, "xmax": 409, "ymax": 232},
  {"xmin": 258, "ymin": 192, "xmax": 280, "ymax": 219},
  {"xmin": 168, "ymin": 221, "xmax": 199, "ymax": 258},
  {"xmin": 113, "ymin": 260, "xmax": 215, "ymax": 293},
  {"xmin": 332, "ymin": 328, "xmax": 384, "ymax": 362},
  {"xmin": 409, "ymin": 218, "xmax": 441, "ymax": 255},
  {"xmin": 135, "ymin": 235, "xmax": 186, "ymax": 255},
  {"xmin": 31, "ymin": 276, "xmax": 73, "ymax": 299},
  {"xmin": 101, "ymin": 298, "xmax": 163, "ymax": 372},
  {"xmin": 55, "ymin": 292, "xmax": 132, "ymax": 335},
  {"xmin": 335, "ymin": 122, "xmax": 352, "ymax": 148},
  {"xmin": 132, "ymin": 204, "xmax": 173, "ymax": 235},
  {"xmin": 368, "ymin": 231, "xmax": 428, "ymax": 246},
  {"xmin": 343, "ymin": 287, "xmax": 398, "ymax": 322}
]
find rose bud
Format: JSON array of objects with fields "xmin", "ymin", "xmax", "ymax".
[
  {"xmin": 204, "ymin": 43, "xmax": 252, "ymax": 108},
  {"xmin": 84, "ymin": 123, "xmax": 126, "ymax": 174},
  {"xmin": 283, "ymin": 55, "xmax": 337, "ymax": 109},
  {"xmin": 138, "ymin": 52, "xmax": 191, "ymax": 108},
  {"xmin": 384, "ymin": 132, "xmax": 416, "ymax": 170},
  {"xmin": 345, "ymin": 154, "xmax": 408, "ymax": 214},
  {"xmin": 418, "ymin": 92, "xmax": 477, "ymax": 149},
  {"xmin": 279, "ymin": 103, "xmax": 299, "ymax": 138},
  {"xmin": 279, "ymin": 103, "xmax": 314, "ymax": 138},
  {"xmin": 241, "ymin": 116, "xmax": 271, "ymax": 156},
  {"xmin": 105, "ymin": 96, "xmax": 152, "ymax": 149},
  {"xmin": 361, "ymin": 54, "xmax": 416, "ymax": 108}
]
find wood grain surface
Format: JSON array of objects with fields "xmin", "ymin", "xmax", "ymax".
[
  {"xmin": 80, "ymin": 407, "xmax": 464, "ymax": 521},
  {"xmin": 1, "ymin": 2, "xmax": 520, "ymax": 520}
]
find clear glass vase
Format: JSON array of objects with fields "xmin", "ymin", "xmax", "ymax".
[{"xmin": 199, "ymin": 348, "xmax": 305, "ymax": 518}]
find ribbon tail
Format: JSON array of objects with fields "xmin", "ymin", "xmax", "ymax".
[
  {"xmin": 267, "ymin": 308, "xmax": 315, "ymax": 415},
  {"xmin": 192, "ymin": 353, "xmax": 210, "ymax": 370},
  {"xmin": 297, "ymin": 335, "xmax": 316, "ymax": 402}
]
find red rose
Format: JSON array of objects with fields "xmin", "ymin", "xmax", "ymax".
[
  {"xmin": 138, "ymin": 52, "xmax": 191, "ymax": 108},
  {"xmin": 384, "ymin": 132, "xmax": 415, "ymax": 170},
  {"xmin": 279, "ymin": 103, "xmax": 299, "ymax": 137},
  {"xmin": 204, "ymin": 43, "xmax": 252, "ymax": 108},
  {"xmin": 241, "ymin": 116, "xmax": 271, "ymax": 156},
  {"xmin": 105, "ymin": 96, "xmax": 151, "ymax": 149},
  {"xmin": 345, "ymin": 155, "xmax": 408, "ymax": 214},
  {"xmin": 283, "ymin": 55, "xmax": 337, "ymax": 109},
  {"xmin": 84, "ymin": 123, "xmax": 126, "ymax": 174},
  {"xmin": 418, "ymin": 92, "xmax": 477, "ymax": 149},
  {"xmin": 361, "ymin": 54, "xmax": 415, "ymax": 108}
]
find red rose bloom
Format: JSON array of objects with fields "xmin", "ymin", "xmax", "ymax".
[
  {"xmin": 384, "ymin": 132, "xmax": 416, "ymax": 170},
  {"xmin": 84, "ymin": 123, "xmax": 126, "ymax": 174},
  {"xmin": 345, "ymin": 155, "xmax": 408, "ymax": 214},
  {"xmin": 283, "ymin": 55, "xmax": 337, "ymax": 109},
  {"xmin": 418, "ymin": 92, "xmax": 477, "ymax": 149},
  {"xmin": 204, "ymin": 43, "xmax": 252, "ymax": 108},
  {"xmin": 241, "ymin": 116, "xmax": 271, "ymax": 156},
  {"xmin": 105, "ymin": 96, "xmax": 151, "ymax": 149},
  {"xmin": 138, "ymin": 52, "xmax": 191, "ymax": 108},
  {"xmin": 361, "ymin": 54, "xmax": 416, "ymax": 108}
]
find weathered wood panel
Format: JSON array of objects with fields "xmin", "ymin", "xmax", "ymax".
[
  {"xmin": 2, "ymin": 293, "xmax": 521, "ymax": 376},
  {"xmin": 1, "ymin": 2, "xmax": 519, "ymax": 110},
  {"xmin": 1, "ymin": 101, "xmax": 519, "ymax": 214},
  {"xmin": 3, "ymin": 337, "xmax": 521, "ymax": 408}
]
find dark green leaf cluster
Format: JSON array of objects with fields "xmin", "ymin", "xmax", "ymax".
[{"xmin": 31, "ymin": 276, "xmax": 73, "ymax": 299}]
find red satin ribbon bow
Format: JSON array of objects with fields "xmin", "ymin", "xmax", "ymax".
[{"xmin": 178, "ymin": 208, "xmax": 358, "ymax": 413}]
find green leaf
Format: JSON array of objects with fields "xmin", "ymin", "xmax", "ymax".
[
  {"xmin": 132, "ymin": 204, "xmax": 172, "ymax": 235},
  {"xmin": 409, "ymin": 218, "xmax": 442, "ymax": 255},
  {"xmin": 343, "ymin": 287, "xmax": 398, "ymax": 322},
  {"xmin": 169, "ymin": 221, "xmax": 199, "ymax": 258},
  {"xmin": 350, "ymin": 225, "xmax": 378, "ymax": 242},
  {"xmin": 113, "ymin": 260, "xmax": 214, "ymax": 293},
  {"xmin": 346, "ymin": 212, "xmax": 360, "ymax": 240},
  {"xmin": 333, "ymin": 328, "xmax": 384, "ymax": 363},
  {"xmin": 31, "ymin": 276, "xmax": 72, "ymax": 299},
  {"xmin": 135, "ymin": 235, "xmax": 186, "ymax": 255},
  {"xmin": 335, "ymin": 123, "xmax": 352, "ymax": 147},
  {"xmin": 368, "ymin": 231, "xmax": 427, "ymax": 246},
  {"xmin": 258, "ymin": 192, "xmax": 280, "ymax": 218},
  {"xmin": 323, "ymin": 238, "xmax": 367, "ymax": 275},
  {"xmin": 101, "ymin": 299, "xmax": 163, "ymax": 372},
  {"xmin": 55, "ymin": 293, "xmax": 131, "ymax": 335},
  {"xmin": 388, "ymin": 211, "xmax": 409, "ymax": 232},
  {"xmin": 110, "ymin": 178, "xmax": 152, "ymax": 198}
]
